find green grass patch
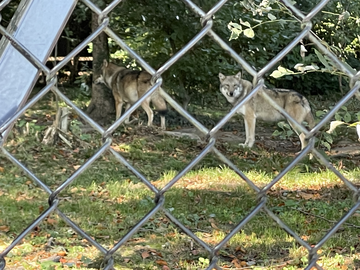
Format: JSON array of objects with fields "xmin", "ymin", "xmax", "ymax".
[
  {"xmin": 1, "ymin": 95, "xmax": 360, "ymax": 269},
  {"xmin": 2, "ymin": 134, "xmax": 360, "ymax": 269}
]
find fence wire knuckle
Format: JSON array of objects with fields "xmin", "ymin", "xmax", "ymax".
[{"xmin": 1, "ymin": 0, "xmax": 359, "ymax": 269}]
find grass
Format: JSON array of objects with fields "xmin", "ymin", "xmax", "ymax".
[{"xmin": 1, "ymin": 93, "xmax": 360, "ymax": 269}]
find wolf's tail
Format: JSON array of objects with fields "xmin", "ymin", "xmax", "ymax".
[
  {"xmin": 151, "ymin": 92, "xmax": 167, "ymax": 130},
  {"xmin": 152, "ymin": 94, "xmax": 168, "ymax": 115}
]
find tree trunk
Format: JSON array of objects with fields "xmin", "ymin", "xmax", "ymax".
[
  {"xmin": 68, "ymin": 55, "xmax": 79, "ymax": 84},
  {"xmin": 86, "ymin": 1, "xmax": 114, "ymax": 126}
]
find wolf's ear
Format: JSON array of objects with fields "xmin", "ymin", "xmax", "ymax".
[
  {"xmin": 103, "ymin": 59, "xmax": 109, "ymax": 67},
  {"xmin": 219, "ymin": 73, "xmax": 225, "ymax": 82},
  {"xmin": 235, "ymin": 72, "xmax": 242, "ymax": 80}
]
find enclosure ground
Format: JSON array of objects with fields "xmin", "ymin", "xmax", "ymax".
[{"xmin": 1, "ymin": 115, "xmax": 360, "ymax": 269}]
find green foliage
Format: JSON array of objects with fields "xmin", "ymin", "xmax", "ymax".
[
  {"xmin": 106, "ymin": 0, "xmax": 241, "ymax": 107},
  {"xmin": 334, "ymin": 105, "xmax": 353, "ymax": 123},
  {"xmin": 198, "ymin": 257, "xmax": 210, "ymax": 268},
  {"xmin": 228, "ymin": 0, "xmax": 360, "ymax": 96},
  {"xmin": 272, "ymin": 121, "xmax": 294, "ymax": 140},
  {"xmin": 62, "ymin": 3, "xmax": 91, "ymax": 47},
  {"xmin": 315, "ymin": 104, "xmax": 360, "ymax": 151},
  {"xmin": 17, "ymin": 119, "xmax": 47, "ymax": 136},
  {"xmin": 228, "ymin": 20, "xmax": 255, "ymax": 40},
  {"xmin": 317, "ymin": 130, "xmax": 334, "ymax": 151},
  {"xmin": 106, "ymin": 0, "xmax": 321, "ymax": 105},
  {"xmin": 3, "ymin": 0, "xmax": 360, "ymax": 103},
  {"xmin": 70, "ymin": 119, "xmax": 92, "ymax": 142}
]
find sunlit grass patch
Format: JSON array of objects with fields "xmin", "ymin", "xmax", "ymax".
[{"xmin": 2, "ymin": 110, "xmax": 360, "ymax": 269}]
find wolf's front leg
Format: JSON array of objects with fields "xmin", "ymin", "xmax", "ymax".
[{"xmin": 240, "ymin": 114, "xmax": 256, "ymax": 148}]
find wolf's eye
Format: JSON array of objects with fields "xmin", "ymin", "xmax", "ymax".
[{"xmin": 222, "ymin": 85, "xmax": 229, "ymax": 90}]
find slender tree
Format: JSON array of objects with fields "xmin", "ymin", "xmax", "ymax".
[{"xmin": 86, "ymin": 0, "xmax": 114, "ymax": 125}]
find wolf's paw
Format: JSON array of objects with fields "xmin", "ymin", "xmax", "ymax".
[{"xmin": 239, "ymin": 143, "xmax": 249, "ymax": 148}]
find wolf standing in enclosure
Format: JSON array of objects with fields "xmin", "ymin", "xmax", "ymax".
[
  {"xmin": 95, "ymin": 59, "xmax": 167, "ymax": 130},
  {"xmin": 219, "ymin": 72, "xmax": 315, "ymax": 150}
]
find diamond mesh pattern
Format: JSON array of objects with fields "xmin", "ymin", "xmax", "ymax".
[{"xmin": 1, "ymin": 0, "xmax": 360, "ymax": 269}]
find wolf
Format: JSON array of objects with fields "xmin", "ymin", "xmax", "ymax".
[
  {"xmin": 219, "ymin": 72, "xmax": 315, "ymax": 150},
  {"xmin": 94, "ymin": 59, "xmax": 167, "ymax": 129}
]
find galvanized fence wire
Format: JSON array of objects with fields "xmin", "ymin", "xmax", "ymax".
[{"xmin": 0, "ymin": 0, "xmax": 360, "ymax": 269}]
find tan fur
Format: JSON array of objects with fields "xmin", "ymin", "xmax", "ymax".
[
  {"xmin": 95, "ymin": 60, "xmax": 167, "ymax": 129},
  {"xmin": 219, "ymin": 72, "xmax": 315, "ymax": 150}
]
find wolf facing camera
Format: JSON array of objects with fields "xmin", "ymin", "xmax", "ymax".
[{"xmin": 219, "ymin": 72, "xmax": 315, "ymax": 150}]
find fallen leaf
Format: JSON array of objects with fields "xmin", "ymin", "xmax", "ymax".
[
  {"xmin": 235, "ymin": 246, "xmax": 246, "ymax": 253},
  {"xmin": 47, "ymin": 218, "xmax": 57, "ymax": 225},
  {"xmin": 231, "ymin": 258, "xmax": 242, "ymax": 268},
  {"xmin": 240, "ymin": 261, "xmax": 247, "ymax": 267},
  {"xmin": 0, "ymin": 225, "xmax": 10, "ymax": 232},
  {"xmin": 298, "ymin": 191, "xmax": 316, "ymax": 200},
  {"xmin": 156, "ymin": 260, "xmax": 168, "ymax": 266},
  {"xmin": 141, "ymin": 251, "xmax": 150, "ymax": 259},
  {"xmin": 57, "ymin": 251, "xmax": 67, "ymax": 256},
  {"xmin": 301, "ymin": 235, "xmax": 310, "ymax": 241}
]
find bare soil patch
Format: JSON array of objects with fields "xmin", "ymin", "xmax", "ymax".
[{"xmin": 129, "ymin": 124, "xmax": 360, "ymax": 158}]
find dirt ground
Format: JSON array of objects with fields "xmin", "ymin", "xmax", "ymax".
[{"xmin": 154, "ymin": 125, "xmax": 360, "ymax": 158}]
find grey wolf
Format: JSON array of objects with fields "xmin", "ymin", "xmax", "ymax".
[
  {"xmin": 95, "ymin": 59, "xmax": 167, "ymax": 129},
  {"xmin": 219, "ymin": 72, "xmax": 315, "ymax": 150}
]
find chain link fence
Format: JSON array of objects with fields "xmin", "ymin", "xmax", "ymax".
[{"xmin": 1, "ymin": 0, "xmax": 360, "ymax": 269}]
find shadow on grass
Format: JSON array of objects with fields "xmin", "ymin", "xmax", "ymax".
[{"xmin": 1, "ymin": 123, "xmax": 360, "ymax": 269}]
